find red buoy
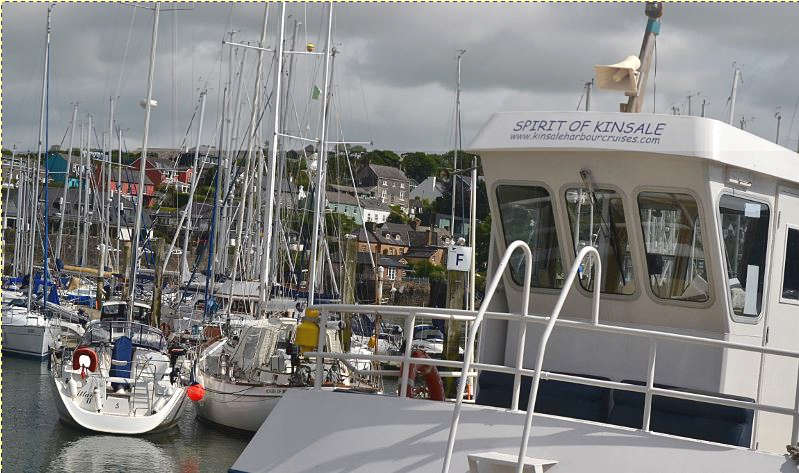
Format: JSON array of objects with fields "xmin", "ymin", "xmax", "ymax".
[{"xmin": 187, "ymin": 383, "xmax": 205, "ymax": 402}]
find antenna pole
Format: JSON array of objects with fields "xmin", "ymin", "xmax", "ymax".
[
  {"xmin": 625, "ymin": 2, "xmax": 662, "ymax": 113},
  {"xmin": 775, "ymin": 111, "xmax": 782, "ymax": 144},
  {"xmin": 701, "ymin": 98, "xmax": 707, "ymax": 117},
  {"xmin": 585, "ymin": 79, "xmax": 593, "ymax": 111},
  {"xmin": 728, "ymin": 66, "xmax": 740, "ymax": 125}
]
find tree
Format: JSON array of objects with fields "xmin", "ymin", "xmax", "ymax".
[
  {"xmin": 410, "ymin": 260, "xmax": 446, "ymax": 281},
  {"xmin": 360, "ymin": 149, "xmax": 401, "ymax": 169},
  {"xmin": 387, "ymin": 205, "xmax": 408, "ymax": 224},
  {"xmin": 401, "ymin": 152, "xmax": 446, "ymax": 184}
]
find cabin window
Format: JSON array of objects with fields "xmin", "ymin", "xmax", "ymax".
[
  {"xmin": 565, "ymin": 188, "xmax": 635, "ymax": 295},
  {"xmin": 783, "ymin": 228, "xmax": 799, "ymax": 301},
  {"xmin": 496, "ymin": 185, "xmax": 563, "ymax": 289},
  {"xmin": 719, "ymin": 195, "xmax": 770, "ymax": 316},
  {"xmin": 638, "ymin": 192, "xmax": 709, "ymax": 303}
]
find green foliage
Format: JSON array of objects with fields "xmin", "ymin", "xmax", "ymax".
[
  {"xmin": 1, "ymin": 148, "xmax": 12, "ymax": 156},
  {"xmin": 387, "ymin": 205, "xmax": 408, "ymax": 224},
  {"xmin": 401, "ymin": 152, "xmax": 447, "ymax": 184},
  {"xmin": 326, "ymin": 212, "xmax": 358, "ymax": 235},
  {"xmin": 360, "ymin": 149, "xmax": 401, "ymax": 169},
  {"xmin": 410, "ymin": 260, "xmax": 446, "ymax": 281},
  {"xmin": 475, "ymin": 215, "xmax": 491, "ymax": 272}
]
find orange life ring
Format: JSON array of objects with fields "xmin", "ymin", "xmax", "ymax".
[
  {"xmin": 72, "ymin": 346, "xmax": 99, "ymax": 379},
  {"xmin": 404, "ymin": 349, "xmax": 445, "ymax": 401}
]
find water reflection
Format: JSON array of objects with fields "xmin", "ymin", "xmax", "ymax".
[{"xmin": 47, "ymin": 436, "xmax": 177, "ymax": 472}]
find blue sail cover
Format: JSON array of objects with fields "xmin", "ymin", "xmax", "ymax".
[
  {"xmin": 47, "ymin": 284, "xmax": 60, "ymax": 305},
  {"xmin": 110, "ymin": 336, "xmax": 134, "ymax": 390}
]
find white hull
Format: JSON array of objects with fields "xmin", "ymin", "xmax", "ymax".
[
  {"xmin": 51, "ymin": 375, "xmax": 188, "ymax": 434},
  {"xmin": 1, "ymin": 322, "xmax": 51, "ymax": 357},
  {"xmin": 195, "ymin": 374, "xmax": 285, "ymax": 432}
]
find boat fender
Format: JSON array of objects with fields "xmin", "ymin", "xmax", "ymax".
[
  {"xmin": 72, "ymin": 346, "xmax": 99, "ymax": 379},
  {"xmin": 404, "ymin": 349, "xmax": 445, "ymax": 401},
  {"xmin": 67, "ymin": 377, "xmax": 78, "ymax": 397}
]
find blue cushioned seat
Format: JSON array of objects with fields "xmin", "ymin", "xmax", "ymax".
[
  {"xmin": 607, "ymin": 380, "xmax": 753, "ymax": 447},
  {"xmin": 475, "ymin": 371, "xmax": 611, "ymax": 423}
]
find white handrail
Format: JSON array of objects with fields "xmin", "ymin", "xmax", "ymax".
[
  {"xmin": 514, "ymin": 245, "xmax": 600, "ymax": 473},
  {"xmin": 442, "ymin": 240, "xmax": 533, "ymax": 473}
]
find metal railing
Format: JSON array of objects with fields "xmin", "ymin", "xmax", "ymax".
[{"xmin": 308, "ymin": 240, "xmax": 799, "ymax": 473}]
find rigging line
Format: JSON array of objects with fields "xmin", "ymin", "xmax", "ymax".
[
  {"xmin": 114, "ymin": 5, "xmax": 138, "ymax": 100},
  {"xmin": 787, "ymin": 93, "xmax": 799, "ymax": 143}
]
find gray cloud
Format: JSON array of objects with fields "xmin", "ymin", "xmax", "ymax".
[{"xmin": 3, "ymin": 2, "xmax": 798, "ymax": 154}]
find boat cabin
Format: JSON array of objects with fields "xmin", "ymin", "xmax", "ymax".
[
  {"xmin": 471, "ymin": 111, "xmax": 799, "ymax": 452},
  {"xmin": 101, "ymin": 301, "xmax": 152, "ymax": 324}
]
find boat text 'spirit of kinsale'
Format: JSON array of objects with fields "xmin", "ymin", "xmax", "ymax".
[{"xmin": 513, "ymin": 118, "xmax": 667, "ymax": 135}]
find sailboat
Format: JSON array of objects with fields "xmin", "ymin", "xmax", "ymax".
[
  {"xmin": 50, "ymin": 3, "xmax": 188, "ymax": 434},
  {"xmin": 1, "ymin": 5, "xmax": 86, "ymax": 358},
  {"xmin": 191, "ymin": 2, "xmax": 376, "ymax": 432}
]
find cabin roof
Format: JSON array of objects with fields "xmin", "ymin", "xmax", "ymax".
[{"xmin": 468, "ymin": 111, "xmax": 799, "ymax": 185}]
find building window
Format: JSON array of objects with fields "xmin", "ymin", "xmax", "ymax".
[
  {"xmin": 383, "ymin": 180, "xmax": 388, "ymax": 186},
  {"xmin": 638, "ymin": 192, "xmax": 709, "ymax": 303},
  {"xmin": 565, "ymin": 188, "xmax": 635, "ymax": 295},
  {"xmin": 496, "ymin": 185, "xmax": 563, "ymax": 288},
  {"xmin": 783, "ymin": 228, "xmax": 799, "ymax": 300},
  {"xmin": 399, "ymin": 191, "xmax": 405, "ymax": 199},
  {"xmin": 401, "ymin": 183, "xmax": 405, "ymax": 189},
  {"xmin": 719, "ymin": 195, "xmax": 770, "ymax": 316},
  {"xmin": 386, "ymin": 267, "xmax": 396, "ymax": 280}
]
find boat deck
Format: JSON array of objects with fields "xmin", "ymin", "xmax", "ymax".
[{"xmin": 230, "ymin": 389, "xmax": 790, "ymax": 473}]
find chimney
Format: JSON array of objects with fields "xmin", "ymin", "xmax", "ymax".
[
  {"xmin": 427, "ymin": 228, "xmax": 434, "ymax": 246},
  {"xmin": 365, "ymin": 221, "xmax": 376, "ymax": 232}
]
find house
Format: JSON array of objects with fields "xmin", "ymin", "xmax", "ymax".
[
  {"xmin": 409, "ymin": 176, "xmax": 446, "ymax": 202},
  {"xmin": 403, "ymin": 247, "xmax": 446, "ymax": 266},
  {"xmin": 357, "ymin": 225, "xmax": 409, "ymax": 257},
  {"xmin": 44, "ymin": 152, "xmax": 69, "ymax": 184},
  {"xmin": 355, "ymin": 164, "xmax": 411, "ymax": 211},
  {"xmin": 130, "ymin": 154, "xmax": 193, "ymax": 191},
  {"xmin": 357, "ymin": 253, "xmax": 409, "ymax": 283},
  {"xmin": 100, "ymin": 164, "xmax": 157, "ymax": 206},
  {"xmin": 326, "ymin": 190, "xmax": 390, "ymax": 225}
]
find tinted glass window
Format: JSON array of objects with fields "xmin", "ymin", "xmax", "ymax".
[
  {"xmin": 497, "ymin": 185, "xmax": 563, "ymax": 288},
  {"xmin": 638, "ymin": 192, "xmax": 709, "ymax": 302},
  {"xmin": 565, "ymin": 188, "xmax": 635, "ymax": 294},
  {"xmin": 783, "ymin": 228, "xmax": 799, "ymax": 301},
  {"xmin": 719, "ymin": 195, "xmax": 770, "ymax": 316}
]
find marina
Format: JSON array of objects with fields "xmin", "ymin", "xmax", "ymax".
[{"xmin": 3, "ymin": 1, "xmax": 799, "ymax": 472}]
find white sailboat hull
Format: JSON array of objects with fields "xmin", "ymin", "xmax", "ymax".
[
  {"xmin": 51, "ymin": 376, "xmax": 188, "ymax": 435},
  {"xmin": 195, "ymin": 374, "xmax": 285, "ymax": 432},
  {"xmin": 2, "ymin": 319, "xmax": 52, "ymax": 358}
]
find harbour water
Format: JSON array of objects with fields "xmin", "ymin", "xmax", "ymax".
[{"xmin": 1, "ymin": 355, "xmax": 249, "ymax": 472}]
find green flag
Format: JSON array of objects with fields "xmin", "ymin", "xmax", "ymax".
[{"xmin": 311, "ymin": 85, "xmax": 321, "ymax": 100}]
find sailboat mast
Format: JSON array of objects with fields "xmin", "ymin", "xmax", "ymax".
[
  {"xmin": 205, "ymin": 89, "xmax": 226, "ymax": 321},
  {"xmin": 81, "ymin": 114, "xmax": 91, "ymax": 266},
  {"xmin": 179, "ymin": 90, "xmax": 207, "ymax": 282},
  {"xmin": 450, "ymin": 49, "xmax": 465, "ymax": 237},
  {"xmin": 116, "ymin": 127, "xmax": 122, "ymax": 270},
  {"xmin": 307, "ymin": 1, "xmax": 335, "ymax": 306},
  {"xmin": 128, "ymin": 1, "xmax": 161, "ymax": 320},
  {"xmin": 74, "ymin": 119, "xmax": 84, "ymax": 265},
  {"xmin": 26, "ymin": 4, "xmax": 53, "ymax": 312},
  {"xmin": 259, "ymin": 2, "xmax": 286, "ymax": 312},
  {"xmin": 56, "ymin": 103, "xmax": 78, "ymax": 260}
]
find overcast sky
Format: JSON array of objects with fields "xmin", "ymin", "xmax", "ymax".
[{"xmin": 3, "ymin": 2, "xmax": 798, "ymax": 154}]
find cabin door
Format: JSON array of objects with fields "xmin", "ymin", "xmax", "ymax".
[{"xmin": 758, "ymin": 187, "xmax": 799, "ymax": 452}]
